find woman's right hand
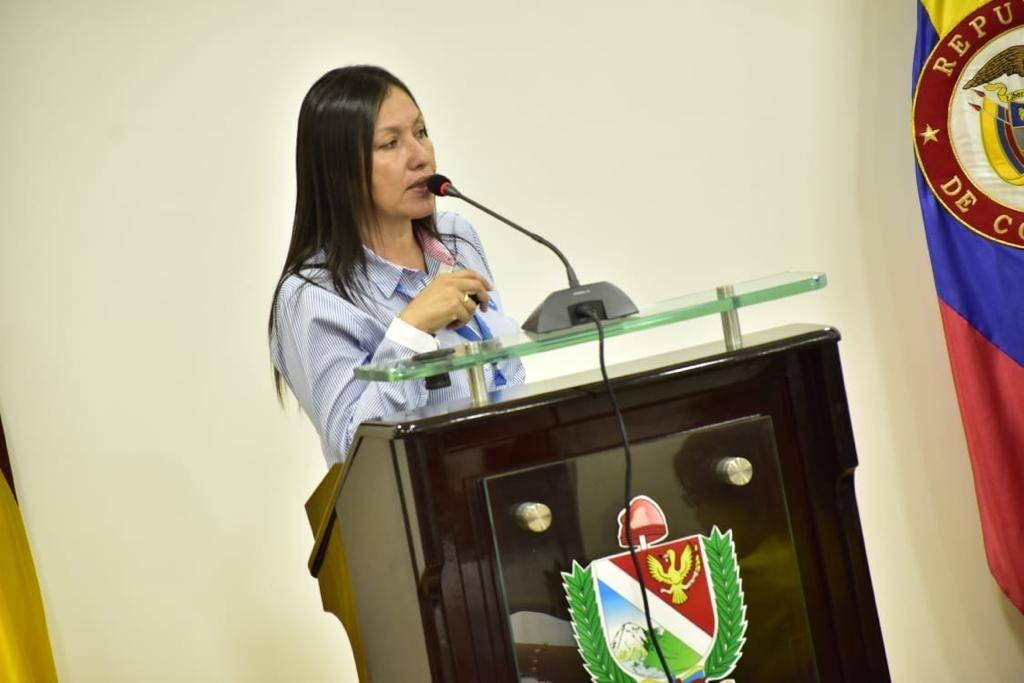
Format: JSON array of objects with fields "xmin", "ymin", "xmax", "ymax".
[{"xmin": 399, "ymin": 270, "xmax": 493, "ymax": 333}]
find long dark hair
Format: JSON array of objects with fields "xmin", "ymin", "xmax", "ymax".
[{"xmin": 269, "ymin": 66, "xmax": 443, "ymax": 396}]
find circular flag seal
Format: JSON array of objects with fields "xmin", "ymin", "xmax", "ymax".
[{"xmin": 913, "ymin": 1, "xmax": 1024, "ymax": 248}]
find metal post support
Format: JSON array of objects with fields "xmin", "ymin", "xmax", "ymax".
[
  {"xmin": 717, "ymin": 284, "xmax": 743, "ymax": 351},
  {"xmin": 463, "ymin": 342, "xmax": 490, "ymax": 406},
  {"xmin": 467, "ymin": 364, "xmax": 488, "ymax": 406}
]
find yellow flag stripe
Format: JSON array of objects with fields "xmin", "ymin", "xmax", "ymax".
[
  {"xmin": 920, "ymin": 0, "xmax": 990, "ymax": 37},
  {"xmin": 0, "ymin": 479, "xmax": 59, "ymax": 682}
]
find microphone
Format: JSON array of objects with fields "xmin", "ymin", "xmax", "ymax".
[{"xmin": 427, "ymin": 174, "xmax": 637, "ymax": 334}]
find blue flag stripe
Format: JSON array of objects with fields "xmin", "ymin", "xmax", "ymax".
[
  {"xmin": 914, "ymin": 172, "xmax": 1024, "ymax": 368},
  {"xmin": 912, "ymin": 2, "xmax": 939, "ymax": 91}
]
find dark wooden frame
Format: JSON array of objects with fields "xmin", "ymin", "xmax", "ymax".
[{"xmin": 309, "ymin": 325, "xmax": 890, "ymax": 681}]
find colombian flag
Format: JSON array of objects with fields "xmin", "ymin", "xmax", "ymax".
[{"xmin": 913, "ymin": 0, "xmax": 1024, "ymax": 613}]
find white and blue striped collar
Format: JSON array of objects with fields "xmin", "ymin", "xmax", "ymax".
[{"xmin": 361, "ymin": 230, "xmax": 455, "ymax": 298}]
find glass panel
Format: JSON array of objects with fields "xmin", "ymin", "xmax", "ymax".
[
  {"xmin": 355, "ymin": 272, "xmax": 826, "ymax": 382},
  {"xmin": 482, "ymin": 417, "xmax": 819, "ymax": 682}
]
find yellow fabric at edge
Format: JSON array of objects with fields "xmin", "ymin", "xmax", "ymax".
[
  {"xmin": 0, "ymin": 479, "xmax": 58, "ymax": 683},
  {"xmin": 921, "ymin": 0, "xmax": 990, "ymax": 37}
]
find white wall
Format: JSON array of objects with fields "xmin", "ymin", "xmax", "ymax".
[{"xmin": 2, "ymin": 0, "xmax": 1023, "ymax": 680}]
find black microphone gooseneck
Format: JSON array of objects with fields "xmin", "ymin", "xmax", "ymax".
[
  {"xmin": 427, "ymin": 175, "xmax": 580, "ymax": 288},
  {"xmin": 426, "ymin": 174, "xmax": 638, "ymax": 334}
]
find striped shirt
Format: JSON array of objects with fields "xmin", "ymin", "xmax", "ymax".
[{"xmin": 270, "ymin": 212, "xmax": 526, "ymax": 466}]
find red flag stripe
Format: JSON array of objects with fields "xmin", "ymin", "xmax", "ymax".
[{"xmin": 939, "ymin": 301, "xmax": 1024, "ymax": 608}]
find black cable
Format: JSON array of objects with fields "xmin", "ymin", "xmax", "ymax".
[{"xmin": 583, "ymin": 309, "xmax": 674, "ymax": 683}]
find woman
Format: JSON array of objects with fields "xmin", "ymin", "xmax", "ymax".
[{"xmin": 269, "ymin": 66, "xmax": 524, "ymax": 466}]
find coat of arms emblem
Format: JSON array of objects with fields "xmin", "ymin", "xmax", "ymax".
[
  {"xmin": 913, "ymin": 1, "xmax": 1024, "ymax": 247},
  {"xmin": 561, "ymin": 496, "xmax": 747, "ymax": 682}
]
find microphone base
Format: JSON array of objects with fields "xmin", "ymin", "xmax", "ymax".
[{"xmin": 521, "ymin": 281, "xmax": 638, "ymax": 334}]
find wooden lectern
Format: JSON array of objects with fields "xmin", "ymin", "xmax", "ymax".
[{"xmin": 305, "ymin": 276, "xmax": 890, "ymax": 682}]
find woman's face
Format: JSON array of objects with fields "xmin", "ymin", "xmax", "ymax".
[{"xmin": 370, "ymin": 87, "xmax": 436, "ymax": 230}]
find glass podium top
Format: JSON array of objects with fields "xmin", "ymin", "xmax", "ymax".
[{"xmin": 354, "ymin": 272, "xmax": 827, "ymax": 382}]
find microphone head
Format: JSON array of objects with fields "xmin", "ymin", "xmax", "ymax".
[{"xmin": 426, "ymin": 174, "xmax": 454, "ymax": 197}]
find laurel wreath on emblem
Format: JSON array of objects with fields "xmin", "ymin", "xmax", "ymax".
[
  {"xmin": 701, "ymin": 528, "xmax": 747, "ymax": 679},
  {"xmin": 563, "ymin": 527, "xmax": 746, "ymax": 682}
]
